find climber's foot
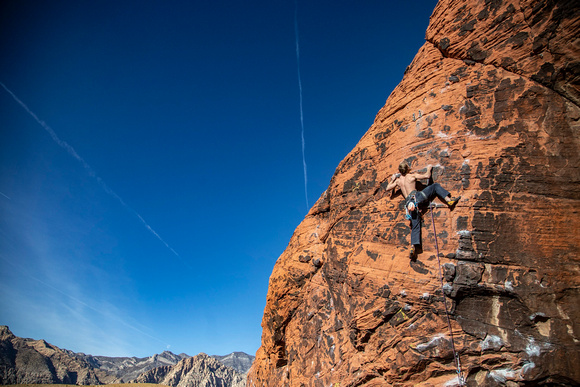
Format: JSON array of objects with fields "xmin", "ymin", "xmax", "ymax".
[
  {"xmin": 447, "ymin": 196, "xmax": 461, "ymax": 208},
  {"xmin": 409, "ymin": 245, "xmax": 416, "ymax": 260}
]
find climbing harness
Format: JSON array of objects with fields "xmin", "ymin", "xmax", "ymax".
[
  {"xmin": 404, "ymin": 191, "xmax": 419, "ymax": 220},
  {"xmin": 429, "ymin": 202, "xmax": 466, "ymax": 386},
  {"xmin": 405, "ymin": 190, "xmax": 427, "ymax": 220}
]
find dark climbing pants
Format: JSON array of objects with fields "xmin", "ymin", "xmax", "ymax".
[
  {"xmin": 408, "ymin": 183, "xmax": 450, "ymax": 246},
  {"xmin": 409, "ymin": 207, "xmax": 422, "ymax": 246}
]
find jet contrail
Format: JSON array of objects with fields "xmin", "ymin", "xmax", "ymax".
[
  {"xmin": 294, "ymin": 0, "xmax": 309, "ymax": 210},
  {"xmin": 1, "ymin": 82, "xmax": 185, "ymax": 264}
]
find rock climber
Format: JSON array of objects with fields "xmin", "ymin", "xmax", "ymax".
[{"xmin": 385, "ymin": 161, "xmax": 460, "ymax": 259}]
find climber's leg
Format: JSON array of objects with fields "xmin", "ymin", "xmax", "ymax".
[
  {"xmin": 409, "ymin": 209, "xmax": 421, "ymax": 251},
  {"xmin": 420, "ymin": 183, "xmax": 449, "ymax": 202},
  {"xmin": 420, "ymin": 183, "xmax": 461, "ymax": 207}
]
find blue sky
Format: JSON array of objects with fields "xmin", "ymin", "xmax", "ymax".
[{"xmin": 0, "ymin": 0, "xmax": 436, "ymax": 357}]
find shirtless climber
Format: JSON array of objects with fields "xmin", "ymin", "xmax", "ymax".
[{"xmin": 385, "ymin": 161, "xmax": 461, "ymax": 259}]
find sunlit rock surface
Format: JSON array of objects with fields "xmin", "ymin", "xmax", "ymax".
[{"xmin": 248, "ymin": 0, "xmax": 580, "ymax": 385}]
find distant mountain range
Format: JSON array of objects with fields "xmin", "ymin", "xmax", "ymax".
[
  {"xmin": 132, "ymin": 354, "xmax": 246, "ymax": 387},
  {"xmin": 0, "ymin": 325, "xmax": 253, "ymax": 386},
  {"xmin": 72, "ymin": 350, "xmax": 190, "ymax": 382}
]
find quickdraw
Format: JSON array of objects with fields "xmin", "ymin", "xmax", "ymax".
[{"xmin": 405, "ymin": 198, "xmax": 416, "ymax": 220}]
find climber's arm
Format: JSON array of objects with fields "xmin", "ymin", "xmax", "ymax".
[
  {"xmin": 385, "ymin": 174, "xmax": 399, "ymax": 192},
  {"xmin": 413, "ymin": 164, "xmax": 433, "ymax": 180}
]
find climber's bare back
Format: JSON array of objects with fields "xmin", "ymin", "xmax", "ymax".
[{"xmin": 395, "ymin": 173, "xmax": 418, "ymax": 198}]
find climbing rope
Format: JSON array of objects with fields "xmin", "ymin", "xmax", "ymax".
[{"xmin": 429, "ymin": 202, "xmax": 466, "ymax": 386}]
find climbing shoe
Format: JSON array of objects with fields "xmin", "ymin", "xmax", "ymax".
[
  {"xmin": 447, "ymin": 196, "xmax": 461, "ymax": 208},
  {"xmin": 409, "ymin": 245, "xmax": 416, "ymax": 259}
]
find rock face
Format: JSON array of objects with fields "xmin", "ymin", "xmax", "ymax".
[
  {"xmin": 134, "ymin": 353, "xmax": 246, "ymax": 387},
  {"xmin": 0, "ymin": 325, "xmax": 114, "ymax": 385},
  {"xmin": 212, "ymin": 352, "xmax": 255, "ymax": 376},
  {"xmin": 248, "ymin": 0, "xmax": 580, "ymax": 386}
]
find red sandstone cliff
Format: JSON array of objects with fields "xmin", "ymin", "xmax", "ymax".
[{"xmin": 248, "ymin": 0, "xmax": 580, "ymax": 385}]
